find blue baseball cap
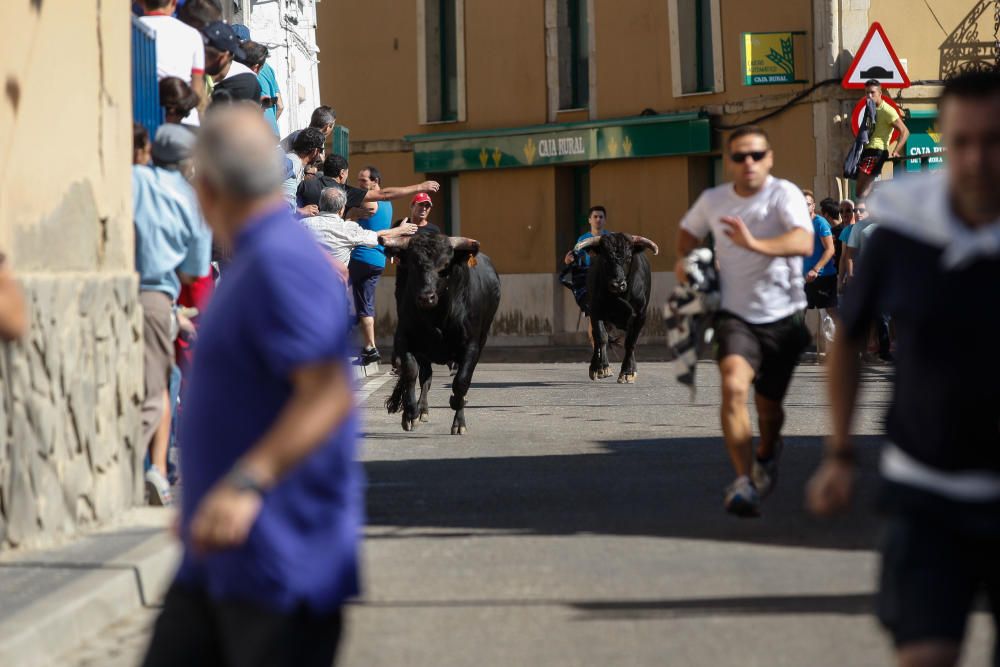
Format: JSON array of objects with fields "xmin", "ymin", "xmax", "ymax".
[
  {"xmin": 202, "ymin": 21, "xmax": 247, "ymax": 60},
  {"xmin": 231, "ymin": 24, "xmax": 251, "ymax": 42}
]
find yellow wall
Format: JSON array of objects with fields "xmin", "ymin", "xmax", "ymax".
[
  {"xmin": 592, "ymin": 0, "xmax": 814, "ymax": 118},
  {"xmin": 0, "ymin": 0, "xmax": 133, "ymax": 272},
  {"xmin": 869, "ymin": 0, "xmax": 984, "ymax": 81},
  {"xmin": 457, "ymin": 168, "xmax": 556, "ymax": 275}
]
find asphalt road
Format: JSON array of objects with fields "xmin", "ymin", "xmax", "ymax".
[{"xmin": 61, "ymin": 361, "xmax": 994, "ymax": 666}]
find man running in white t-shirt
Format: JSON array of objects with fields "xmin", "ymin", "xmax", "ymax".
[{"xmin": 675, "ymin": 126, "xmax": 814, "ymax": 517}]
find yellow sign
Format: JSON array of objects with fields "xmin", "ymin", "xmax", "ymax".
[{"xmin": 742, "ymin": 32, "xmax": 797, "ymax": 86}]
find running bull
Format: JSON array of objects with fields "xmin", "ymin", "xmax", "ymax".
[
  {"xmin": 384, "ymin": 233, "xmax": 501, "ymax": 434},
  {"xmin": 574, "ymin": 232, "xmax": 659, "ymax": 383}
]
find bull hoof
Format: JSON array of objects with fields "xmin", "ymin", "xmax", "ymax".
[
  {"xmin": 419, "ymin": 411, "xmax": 430, "ymax": 423},
  {"xmin": 402, "ymin": 416, "xmax": 417, "ymax": 432},
  {"xmin": 617, "ymin": 373, "xmax": 637, "ymax": 384},
  {"xmin": 450, "ymin": 424, "xmax": 467, "ymax": 435},
  {"xmin": 599, "ymin": 366, "xmax": 613, "ymax": 379}
]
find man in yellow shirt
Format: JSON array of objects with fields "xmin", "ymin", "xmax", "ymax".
[{"xmin": 857, "ymin": 79, "xmax": 910, "ymax": 199}]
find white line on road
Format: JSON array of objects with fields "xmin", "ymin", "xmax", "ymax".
[{"xmin": 356, "ymin": 372, "xmax": 394, "ymax": 404}]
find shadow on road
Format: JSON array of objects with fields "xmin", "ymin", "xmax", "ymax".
[{"xmin": 364, "ymin": 435, "xmax": 885, "ymax": 552}]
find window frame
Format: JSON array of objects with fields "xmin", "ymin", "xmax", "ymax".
[
  {"xmin": 667, "ymin": 0, "xmax": 724, "ymax": 98},
  {"xmin": 417, "ymin": 0, "xmax": 467, "ymax": 125}
]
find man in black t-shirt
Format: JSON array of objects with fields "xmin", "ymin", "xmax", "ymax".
[
  {"xmin": 297, "ymin": 154, "xmax": 440, "ymax": 218},
  {"xmin": 807, "ymin": 67, "xmax": 1000, "ymax": 667}
]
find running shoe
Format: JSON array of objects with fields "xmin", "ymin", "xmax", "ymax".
[
  {"xmin": 359, "ymin": 346, "xmax": 381, "ymax": 366},
  {"xmin": 145, "ymin": 466, "xmax": 173, "ymax": 507},
  {"xmin": 752, "ymin": 437, "xmax": 784, "ymax": 499},
  {"xmin": 724, "ymin": 476, "xmax": 760, "ymax": 518}
]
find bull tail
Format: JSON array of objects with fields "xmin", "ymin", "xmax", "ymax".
[{"xmin": 385, "ymin": 375, "xmax": 406, "ymax": 414}]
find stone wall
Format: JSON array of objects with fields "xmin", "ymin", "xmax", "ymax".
[{"xmin": 0, "ymin": 273, "xmax": 143, "ymax": 549}]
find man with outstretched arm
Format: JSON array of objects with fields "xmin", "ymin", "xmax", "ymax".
[
  {"xmin": 807, "ymin": 67, "xmax": 1000, "ymax": 667},
  {"xmin": 675, "ymin": 125, "xmax": 813, "ymax": 518}
]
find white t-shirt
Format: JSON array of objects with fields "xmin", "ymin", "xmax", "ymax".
[
  {"xmin": 680, "ymin": 176, "xmax": 812, "ymax": 324},
  {"xmin": 139, "ymin": 15, "xmax": 205, "ymax": 126}
]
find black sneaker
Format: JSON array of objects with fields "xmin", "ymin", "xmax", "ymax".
[{"xmin": 360, "ymin": 347, "xmax": 381, "ymax": 366}]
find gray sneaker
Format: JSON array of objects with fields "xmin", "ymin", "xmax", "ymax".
[
  {"xmin": 145, "ymin": 466, "xmax": 173, "ymax": 507},
  {"xmin": 752, "ymin": 438, "xmax": 784, "ymax": 499},
  {"xmin": 724, "ymin": 476, "xmax": 760, "ymax": 518}
]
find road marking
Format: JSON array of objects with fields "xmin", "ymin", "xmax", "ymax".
[{"xmin": 356, "ymin": 372, "xmax": 394, "ymax": 404}]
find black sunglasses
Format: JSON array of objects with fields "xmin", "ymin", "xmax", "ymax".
[{"xmin": 730, "ymin": 151, "xmax": 768, "ymax": 163}]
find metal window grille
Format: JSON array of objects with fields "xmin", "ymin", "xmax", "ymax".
[{"xmin": 131, "ymin": 16, "xmax": 162, "ymax": 137}]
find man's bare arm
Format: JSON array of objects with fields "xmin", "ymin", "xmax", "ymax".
[
  {"xmin": 674, "ymin": 228, "xmax": 701, "ymax": 284},
  {"xmin": 721, "ymin": 217, "xmax": 812, "ymax": 257},
  {"xmin": 365, "ymin": 181, "xmax": 440, "ymax": 202},
  {"xmin": 889, "ymin": 119, "xmax": 910, "ymax": 158},
  {"xmin": 192, "ymin": 73, "xmax": 207, "ymax": 115}
]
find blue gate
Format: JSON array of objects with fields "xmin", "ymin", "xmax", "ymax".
[{"xmin": 131, "ymin": 16, "xmax": 162, "ymax": 137}]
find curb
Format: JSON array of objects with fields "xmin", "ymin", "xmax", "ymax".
[{"xmin": 0, "ymin": 530, "xmax": 179, "ymax": 667}]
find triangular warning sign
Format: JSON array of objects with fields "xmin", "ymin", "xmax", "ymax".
[{"xmin": 842, "ymin": 22, "xmax": 911, "ymax": 89}]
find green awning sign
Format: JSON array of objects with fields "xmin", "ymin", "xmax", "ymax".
[
  {"xmin": 406, "ymin": 113, "xmax": 711, "ymax": 173},
  {"xmin": 905, "ymin": 110, "xmax": 945, "ymax": 172}
]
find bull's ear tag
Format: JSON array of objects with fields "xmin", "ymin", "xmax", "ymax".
[{"xmin": 467, "ymin": 256, "xmax": 478, "ymax": 268}]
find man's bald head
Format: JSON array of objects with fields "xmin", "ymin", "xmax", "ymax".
[{"xmin": 195, "ymin": 103, "xmax": 285, "ymax": 198}]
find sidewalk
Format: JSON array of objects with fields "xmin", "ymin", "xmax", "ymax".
[{"xmin": 0, "ymin": 507, "xmax": 178, "ymax": 667}]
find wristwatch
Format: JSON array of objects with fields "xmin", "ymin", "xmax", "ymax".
[{"xmin": 223, "ymin": 466, "xmax": 268, "ymax": 496}]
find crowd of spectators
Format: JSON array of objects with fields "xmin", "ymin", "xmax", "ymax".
[{"xmin": 129, "ymin": 0, "xmax": 445, "ymax": 508}]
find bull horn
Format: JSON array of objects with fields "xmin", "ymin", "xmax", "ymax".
[
  {"xmin": 449, "ymin": 236, "xmax": 480, "ymax": 253},
  {"xmin": 573, "ymin": 236, "xmax": 603, "ymax": 253},
  {"xmin": 631, "ymin": 235, "xmax": 659, "ymax": 255},
  {"xmin": 382, "ymin": 236, "xmax": 413, "ymax": 251}
]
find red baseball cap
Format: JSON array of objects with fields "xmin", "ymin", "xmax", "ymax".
[{"xmin": 411, "ymin": 193, "xmax": 432, "ymax": 206}]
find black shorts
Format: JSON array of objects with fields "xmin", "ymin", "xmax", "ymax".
[
  {"xmin": 877, "ymin": 505, "xmax": 1000, "ymax": 650},
  {"xmin": 714, "ymin": 310, "xmax": 810, "ymax": 401},
  {"xmin": 142, "ymin": 583, "xmax": 343, "ymax": 667},
  {"xmin": 348, "ymin": 260, "xmax": 383, "ymax": 318},
  {"xmin": 804, "ymin": 274, "xmax": 839, "ymax": 309},
  {"xmin": 858, "ymin": 147, "xmax": 889, "ymax": 176}
]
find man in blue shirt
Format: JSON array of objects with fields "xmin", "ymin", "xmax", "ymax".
[
  {"xmin": 802, "ymin": 190, "xmax": 838, "ymax": 312},
  {"xmin": 350, "ymin": 166, "xmax": 393, "ymax": 365},
  {"xmin": 142, "ymin": 105, "xmax": 360, "ymax": 667},
  {"xmin": 561, "ymin": 205, "xmax": 609, "ymax": 320},
  {"xmin": 133, "ymin": 124, "xmax": 212, "ymax": 506}
]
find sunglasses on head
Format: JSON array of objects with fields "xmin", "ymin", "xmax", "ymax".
[{"xmin": 730, "ymin": 150, "xmax": 768, "ymax": 163}]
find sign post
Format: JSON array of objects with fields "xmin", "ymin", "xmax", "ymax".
[{"xmin": 842, "ymin": 22, "xmax": 910, "ymax": 89}]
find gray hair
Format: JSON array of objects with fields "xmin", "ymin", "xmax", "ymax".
[
  {"xmin": 319, "ymin": 185, "xmax": 347, "ymax": 214},
  {"xmin": 195, "ymin": 102, "xmax": 285, "ymax": 198},
  {"xmin": 840, "ymin": 199, "xmax": 855, "ymax": 209}
]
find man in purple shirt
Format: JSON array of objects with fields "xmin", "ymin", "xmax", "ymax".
[{"xmin": 142, "ymin": 104, "xmax": 360, "ymax": 667}]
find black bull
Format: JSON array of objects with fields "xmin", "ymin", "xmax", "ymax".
[
  {"xmin": 575, "ymin": 232, "xmax": 659, "ymax": 383},
  {"xmin": 385, "ymin": 233, "xmax": 501, "ymax": 435}
]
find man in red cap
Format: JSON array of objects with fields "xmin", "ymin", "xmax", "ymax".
[{"xmin": 394, "ymin": 193, "xmax": 441, "ymax": 234}]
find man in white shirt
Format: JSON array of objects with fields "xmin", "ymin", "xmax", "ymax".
[
  {"xmin": 138, "ymin": 0, "xmax": 205, "ymax": 126},
  {"xmin": 302, "ymin": 186, "xmax": 416, "ymax": 267},
  {"xmin": 201, "ymin": 22, "xmax": 261, "ymax": 105},
  {"xmin": 675, "ymin": 126, "xmax": 813, "ymax": 517}
]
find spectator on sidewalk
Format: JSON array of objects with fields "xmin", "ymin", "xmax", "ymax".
[
  {"xmin": 802, "ymin": 190, "xmax": 837, "ymax": 353},
  {"xmin": 297, "ymin": 154, "xmax": 440, "ymax": 218},
  {"xmin": 134, "ymin": 123, "xmax": 152, "ymax": 166},
  {"xmin": 301, "ymin": 185, "xmax": 416, "ymax": 268},
  {"xmin": 0, "ymin": 253, "xmax": 27, "ymax": 342},
  {"xmin": 138, "ymin": 0, "xmax": 205, "ymax": 127},
  {"xmin": 141, "ymin": 103, "xmax": 360, "ymax": 667},
  {"xmin": 231, "ymin": 28, "xmax": 284, "ymax": 137},
  {"xmin": 836, "ymin": 199, "xmax": 856, "ymax": 283},
  {"xmin": 202, "ymin": 21, "xmax": 261, "ymax": 106},
  {"xmin": 283, "ymin": 128, "xmax": 326, "ymax": 214},
  {"xmin": 350, "ymin": 166, "xmax": 394, "ymax": 365},
  {"xmin": 133, "ymin": 123, "xmax": 212, "ymax": 506},
  {"xmin": 393, "ymin": 192, "xmax": 441, "ymax": 235},
  {"xmin": 160, "ymin": 77, "xmax": 200, "ymax": 126},
  {"xmin": 855, "ymin": 80, "xmax": 910, "ymax": 199},
  {"xmin": 280, "ymin": 105, "xmax": 336, "ymax": 153}
]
